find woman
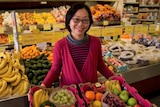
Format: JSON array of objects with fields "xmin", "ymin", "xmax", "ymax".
[{"xmin": 41, "ymin": 3, "xmax": 114, "ymax": 88}]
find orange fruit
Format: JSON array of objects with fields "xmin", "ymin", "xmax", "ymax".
[
  {"xmin": 85, "ymin": 90, "xmax": 95, "ymax": 102},
  {"xmin": 95, "ymin": 92, "xmax": 103, "ymax": 101}
]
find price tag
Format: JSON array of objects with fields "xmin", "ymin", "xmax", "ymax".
[
  {"xmin": 141, "ymin": 25, "xmax": 148, "ymax": 33},
  {"xmin": 149, "ymin": 24, "xmax": 156, "ymax": 32},
  {"xmin": 134, "ymin": 25, "xmax": 142, "ymax": 34},
  {"xmin": 36, "ymin": 42, "xmax": 47, "ymax": 50},
  {"xmin": 103, "ymin": 21, "xmax": 108, "ymax": 26},
  {"xmin": 102, "ymin": 27, "xmax": 115, "ymax": 36},
  {"xmin": 8, "ymin": 34, "xmax": 14, "ymax": 44},
  {"xmin": 125, "ymin": 26, "xmax": 134, "ymax": 34},
  {"xmin": 0, "ymin": 27, "xmax": 4, "ymax": 34},
  {"xmin": 43, "ymin": 24, "xmax": 51, "ymax": 31},
  {"xmin": 0, "ymin": 47, "xmax": 5, "ymax": 52},
  {"xmin": 114, "ymin": 27, "xmax": 122, "ymax": 36},
  {"xmin": 21, "ymin": 34, "xmax": 37, "ymax": 45},
  {"xmin": 42, "ymin": 32, "xmax": 55, "ymax": 43},
  {"xmin": 88, "ymin": 27, "xmax": 101, "ymax": 37},
  {"xmin": 29, "ymin": 25, "xmax": 37, "ymax": 31},
  {"xmin": 53, "ymin": 23, "xmax": 65, "ymax": 29}
]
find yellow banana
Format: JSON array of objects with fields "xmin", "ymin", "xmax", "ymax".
[
  {"xmin": 33, "ymin": 89, "xmax": 44, "ymax": 107},
  {"xmin": 19, "ymin": 65, "xmax": 25, "ymax": 74},
  {"xmin": 11, "ymin": 72, "xmax": 22, "ymax": 86},
  {"xmin": 105, "ymin": 80, "xmax": 111, "ymax": 91},
  {"xmin": 5, "ymin": 52, "xmax": 11, "ymax": 62},
  {"xmin": 13, "ymin": 59, "xmax": 20, "ymax": 69},
  {"xmin": 0, "ymin": 54, "xmax": 8, "ymax": 69},
  {"xmin": 0, "ymin": 79, "xmax": 3, "ymax": 87},
  {"xmin": 12, "ymin": 51, "xmax": 21, "ymax": 61},
  {"xmin": 3, "ymin": 71, "xmax": 18, "ymax": 83},
  {"xmin": 0, "ymin": 64, "xmax": 13, "ymax": 78},
  {"xmin": 22, "ymin": 74, "xmax": 29, "ymax": 81},
  {"xmin": 0, "ymin": 85, "xmax": 10, "ymax": 99},
  {"xmin": 115, "ymin": 80, "xmax": 121, "ymax": 92},
  {"xmin": 44, "ymin": 90, "xmax": 49, "ymax": 101},
  {"xmin": 0, "ymin": 64, "xmax": 9, "ymax": 75},
  {"xmin": 12, "ymin": 81, "xmax": 23, "ymax": 95},
  {"xmin": 0, "ymin": 79, "xmax": 7, "ymax": 94},
  {"xmin": 19, "ymin": 80, "xmax": 30, "ymax": 95}
]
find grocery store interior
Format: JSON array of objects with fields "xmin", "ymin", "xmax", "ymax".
[{"xmin": 0, "ymin": 0, "xmax": 160, "ymax": 107}]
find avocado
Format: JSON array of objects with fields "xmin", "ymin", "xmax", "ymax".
[{"xmin": 40, "ymin": 100, "xmax": 56, "ymax": 107}]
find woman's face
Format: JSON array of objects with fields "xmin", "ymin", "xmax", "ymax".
[{"xmin": 69, "ymin": 8, "xmax": 90, "ymax": 40}]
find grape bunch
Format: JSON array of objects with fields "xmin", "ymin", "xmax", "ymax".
[
  {"xmin": 49, "ymin": 89, "xmax": 76, "ymax": 106},
  {"xmin": 102, "ymin": 92, "xmax": 126, "ymax": 107}
]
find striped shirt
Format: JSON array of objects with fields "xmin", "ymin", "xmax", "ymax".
[{"xmin": 67, "ymin": 34, "xmax": 90, "ymax": 72}]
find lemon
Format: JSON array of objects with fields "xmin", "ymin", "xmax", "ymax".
[
  {"xmin": 92, "ymin": 100, "xmax": 102, "ymax": 107},
  {"xmin": 108, "ymin": 66, "xmax": 114, "ymax": 71}
]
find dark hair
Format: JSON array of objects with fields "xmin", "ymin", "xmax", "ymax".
[{"xmin": 65, "ymin": 3, "xmax": 93, "ymax": 32}]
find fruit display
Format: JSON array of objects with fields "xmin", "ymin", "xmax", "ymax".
[
  {"xmin": 90, "ymin": 4, "xmax": 121, "ymax": 22},
  {"xmin": 0, "ymin": 51, "xmax": 30, "ymax": 99},
  {"xmin": 28, "ymin": 76, "xmax": 153, "ymax": 107},
  {"xmin": 23, "ymin": 53, "xmax": 52, "ymax": 85},
  {"xmin": 20, "ymin": 45, "xmax": 41, "ymax": 59},
  {"xmin": 104, "ymin": 40, "xmax": 160, "ymax": 68},
  {"xmin": 104, "ymin": 52, "xmax": 128, "ymax": 72},
  {"xmin": 0, "ymin": 34, "xmax": 8, "ymax": 44}
]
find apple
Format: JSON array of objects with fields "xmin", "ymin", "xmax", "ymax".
[
  {"xmin": 127, "ymin": 97, "xmax": 137, "ymax": 106},
  {"xmin": 133, "ymin": 104, "xmax": 142, "ymax": 107},
  {"xmin": 119, "ymin": 90, "xmax": 129, "ymax": 102},
  {"xmin": 112, "ymin": 87, "xmax": 121, "ymax": 95}
]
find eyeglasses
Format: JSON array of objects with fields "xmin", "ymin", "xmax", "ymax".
[{"xmin": 71, "ymin": 18, "xmax": 90, "ymax": 24}]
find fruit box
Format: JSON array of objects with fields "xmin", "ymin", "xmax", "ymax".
[
  {"xmin": 28, "ymin": 86, "xmax": 53, "ymax": 107},
  {"xmin": 110, "ymin": 76, "xmax": 152, "ymax": 107}
]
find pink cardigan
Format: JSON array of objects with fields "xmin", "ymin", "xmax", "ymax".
[{"xmin": 42, "ymin": 36, "xmax": 114, "ymax": 87}]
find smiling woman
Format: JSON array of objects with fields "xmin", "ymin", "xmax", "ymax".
[{"xmin": 41, "ymin": 3, "xmax": 115, "ymax": 88}]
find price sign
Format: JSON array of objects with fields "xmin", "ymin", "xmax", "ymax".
[
  {"xmin": 29, "ymin": 25, "xmax": 37, "ymax": 31},
  {"xmin": 43, "ymin": 24, "xmax": 51, "ymax": 31},
  {"xmin": 149, "ymin": 24, "xmax": 156, "ymax": 33},
  {"xmin": 0, "ymin": 27, "xmax": 4, "ymax": 34},
  {"xmin": 114, "ymin": 27, "xmax": 122, "ymax": 36},
  {"xmin": 54, "ymin": 31, "xmax": 64, "ymax": 41},
  {"xmin": 88, "ymin": 27, "xmax": 101, "ymax": 37},
  {"xmin": 141, "ymin": 25, "xmax": 148, "ymax": 33},
  {"xmin": 125, "ymin": 26, "xmax": 134, "ymax": 34},
  {"xmin": 102, "ymin": 27, "xmax": 115, "ymax": 36},
  {"xmin": 134, "ymin": 25, "xmax": 143, "ymax": 34},
  {"xmin": 53, "ymin": 23, "xmax": 65, "ymax": 29},
  {"xmin": 8, "ymin": 34, "xmax": 14, "ymax": 44},
  {"xmin": 36, "ymin": 42, "xmax": 47, "ymax": 50},
  {"xmin": 103, "ymin": 21, "xmax": 108, "ymax": 26},
  {"xmin": 21, "ymin": 34, "xmax": 37, "ymax": 45},
  {"xmin": 42, "ymin": 32, "xmax": 55, "ymax": 43},
  {"xmin": 36, "ymin": 33, "xmax": 44, "ymax": 43}
]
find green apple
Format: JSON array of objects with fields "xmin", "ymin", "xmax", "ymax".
[
  {"xmin": 119, "ymin": 90, "xmax": 129, "ymax": 102},
  {"xmin": 127, "ymin": 97, "xmax": 137, "ymax": 106},
  {"xmin": 112, "ymin": 87, "xmax": 121, "ymax": 95}
]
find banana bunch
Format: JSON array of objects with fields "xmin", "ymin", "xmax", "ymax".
[
  {"xmin": 0, "ymin": 51, "xmax": 30, "ymax": 99},
  {"xmin": 33, "ymin": 88, "xmax": 49, "ymax": 107},
  {"xmin": 0, "ymin": 79, "xmax": 12, "ymax": 99},
  {"xmin": 105, "ymin": 79, "xmax": 122, "ymax": 95}
]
